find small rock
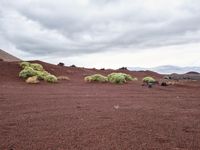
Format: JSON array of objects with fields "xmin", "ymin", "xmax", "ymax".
[
  {"xmin": 114, "ymin": 105, "xmax": 119, "ymax": 109},
  {"xmin": 148, "ymin": 83, "xmax": 153, "ymax": 88},
  {"xmin": 161, "ymin": 82, "xmax": 168, "ymax": 86}
]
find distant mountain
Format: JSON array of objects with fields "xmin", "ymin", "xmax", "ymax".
[
  {"xmin": 0, "ymin": 49, "xmax": 21, "ymax": 62},
  {"xmin": 128, "ymin": 65, "xmax": 200, "ymax": 74}
]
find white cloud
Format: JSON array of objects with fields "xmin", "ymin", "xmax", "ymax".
[
  {"xmin": 37, "ymin": 43, "xmax": 200, "ymax": 68},
  {"xmin": 0, "ymin": 0, "xmax": 200, "ymax": 67}
]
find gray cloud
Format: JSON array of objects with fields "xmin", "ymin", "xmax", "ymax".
[{"xmin": 1, "ymin": 0, "xmax": 200, "ymax": 57}]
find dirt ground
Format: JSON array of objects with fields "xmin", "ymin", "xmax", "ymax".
[{"xmin": 0, "ymin": 61, "xmax": 200, "ymax": 150}]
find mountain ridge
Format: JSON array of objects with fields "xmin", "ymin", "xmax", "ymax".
[
  {"xmin": 0, "ymin": 49, "xmax": 21, "ymax": 62},
  {"xmin": 128, "ymin": 65, "xmax": 200, "ymax": 74}
]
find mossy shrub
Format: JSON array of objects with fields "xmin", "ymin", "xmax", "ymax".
[
  {"xmin": 143, "ymin": 76, "xmax": 156, "ymax": 84},
  {"xmin": 84, "ymin": 74, "xmax": 108, "ymax": 83},
  {"xmin": 30, "ymin": 63, "xmax": 44, "ymax": 71},
  {"xmin": 19, "ymin": 62, "xmax": 31, "ymax": 69},
  {"xmin": 121, "ymin": 73, "xmax": 134, "ymax": 81},
  {"xmin": 19, "ymin": 62, "xmax": 58, "ymax": 84},
  {"xmin": 107, "ymin": 73, "xmax": 127, "ymax": 84},
  {"xmin": 36, "ymin": 71, "xmax": 50, "ymax": 80},
  {"xmin": 19, "ymin": 67, "xmax": 38, "ymax": 79},
  {"xmin": 44, "ymin": 74, "xmax": 58, "ymax": 83},
  {"xmin": 107, "ymin": 73, "xmax": 135, "ymax": 84}
]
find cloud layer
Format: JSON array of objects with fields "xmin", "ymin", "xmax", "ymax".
[{"xmin": 0, "ymin": 0, "xmax": 200, "ymax": 67}]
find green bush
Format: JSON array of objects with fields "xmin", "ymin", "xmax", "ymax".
[
  {"xmin": 121, "ymin": 73, "xmax": 134, "ymax": 81},
  {"xmin": 19, "ymin": 62, "xmax": 58, "ymax": 84},
  {"xmin": 84, "ymin": 74, "xmax": 108, "ymax": 83},
  {"xmin": 36, "ymin": 71, "xmax": 50, "ymax": 80},
  {"xmin": 19, "ymin": 62, "xmax": 30, "ymax": 69},
  {"xmin": 107, "ymin": 73, "xmax": 135, "ymax": 84},
  {"xmin": 30, "ymin": 63, "xmax": 44, "ymax": 71},
  {"xmin": 107, "ymin": 73, "xmax": 126, "ymax": 84},
  {"xmin": 44, "ymin": 74, "xmax": 58, "ymax": 83},
  {"xmin": 19, "ymin": 67, "xmax": 37, "ymax": 79},
  {"xmin": 143, "ymin": 76, "xmax": 156, "ymax": 83}
]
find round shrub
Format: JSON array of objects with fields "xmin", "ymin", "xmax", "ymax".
[
  {"xmin": 19, "ymin": 67, "xmax": 37, "ymax": 79},
  {"xmin": 121, "ymin": 73, "xmax": 134, "ymax": 81},
  {"xmin": 36, "ymin": 71, "xmax": 50, "ymax": 80},
  {"xmin": 84, "ymin": 74, "xmax": 108, "ymax": 83},
  {"xmin": 30, "ymin": 63, "xmax": 44, "ymax": 71},
  {"xmin": 20, "ymin": 62, "xmax": 31, "ymax": 69},
  {"xmin": 107, "ymin": 73, "xmax": 135, "ymax": 84},
  {"xmin": 107, "ymin": 73, "xmax": 127, "ymax": 84},
  {"xmin": 143, "ymin": 76, "xmax": 156, "ymax": 84},
  {"xmin": 44, "ymin": 74, "xmax": 58, "ymax": 83}
]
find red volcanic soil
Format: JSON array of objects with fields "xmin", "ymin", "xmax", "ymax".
[{"xmin": 0, "ymin": 61, "xmax": 200, "ymax": 150}]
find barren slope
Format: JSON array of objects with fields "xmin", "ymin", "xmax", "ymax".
[
  {"xmin": 0, "ymin": 49, "xmax": 21, "ymax": 62},
  {"xmin": 0, "ymin": 61, "xmax": 200, "ymax": 150}
]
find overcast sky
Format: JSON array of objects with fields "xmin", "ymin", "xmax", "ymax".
[{"xmin": 0, "ymin": 0, "xmax": 200, "ymax": 68}]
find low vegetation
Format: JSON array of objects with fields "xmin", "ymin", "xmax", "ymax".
[
  {"xmin": 44, "ymin": 74, "xmax": 58, "ymax": 83},
  {"xmin": 19, "ymin": 62, "xmax": 158, "ymax": 87},
  {"xmin": 19, "ymin": 61, "xmax": 58, "ymax": 83},
  {"xmin": 85, "ymin": 73, "xmax": 136, "ymax": 84},
  {"xmin": 107, "ymin": 73, "xmax": 127, "ymax": 84},
  {"xmin": 84, "ymin": 74, "xmax": 108, "ymax": 83},
  {"xmin": 19, "ymin": 67, "xmax": 38, "ymax": 78},
  {"xmin": 108, "ymin": 73, "xmax": 136, "ymax": 84},
  {"xmin": 36, "ymin": 71, "xmax": 50, "ymax": 80},
  {"xmin": 142, "ymin": 76, "xmax": 156, "ymax": 84},
  {"xmin": 19, "ymin": 61, "xmax": 31, "ymax": 69},
  {"xmin": 30, "ymin": 63, "xmax": 44, "ymax": 71}
]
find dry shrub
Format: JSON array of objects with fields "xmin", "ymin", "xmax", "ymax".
[
  {"xmin": 26, "ymin": 76, "xmax": 39, "ymax": 84},
  {"xmin": 57, "ymin": 76, "xmax": 70, "ymax": 80}
]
